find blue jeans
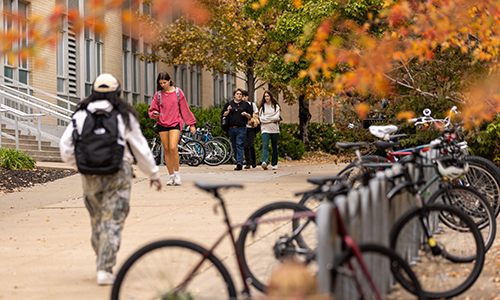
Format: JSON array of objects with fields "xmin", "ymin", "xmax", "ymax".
[
  {"xmin": 261, "ymin": 133, "xmax": 279, "ymax": 166},
  {"xmin": 229, "ymin": 127, "xmax": 247, "ymax": 164}
]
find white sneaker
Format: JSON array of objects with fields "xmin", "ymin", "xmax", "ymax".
[
  {"xmin": 166, "ymin": 176, "xmax": 175, "ymax": 186},
  {"xmin": 272, "ymin": 165, "xmax": 278, "ymax": 170},
  {"xmin": 174, "ymin": 174, "xmax": 182, "ymax": 186},
  {"xmin": 261, "ymin": 162, "xmax": 268, "ymax": 170},
  {"xmin": 97, "ymin": 270, "xmax": 115, "ymax": 285}
]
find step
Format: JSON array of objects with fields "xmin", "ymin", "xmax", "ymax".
[
  {"xmin": 30, "ymin": 153, "xmax": 63, "ymax": 163},
  {"xmin": 24, "ymin": 150, "xmax": 63, "ymax": 162},
  {"xmin": 1, "ymin": 143, "xmax": 58, "ymax": 151},
  {"xmin": 1, "ymin": 128, "xmax": 38, "ymax": 139},
  {"xmin": 1, "ymin": 139, "xmax": 52, "ymax": 147}
]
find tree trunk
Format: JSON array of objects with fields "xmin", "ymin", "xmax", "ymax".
[
  {"xmin": 298, "ymin": 94, "xmax": 311, "ymax": 149},
  {"xmin": 246, "ymin": 59, "xmax": 256, "ymax": 103}
]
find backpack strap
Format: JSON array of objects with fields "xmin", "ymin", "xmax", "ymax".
[{"xmin": 175, "ymin": 87, "xmax": 186, "ymax": 126}]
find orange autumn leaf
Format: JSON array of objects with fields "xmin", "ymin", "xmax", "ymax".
[
  {"xmin": 396, "ymin": 111, "xmax": 416, "ymax": 121},
  {"xmin": 355, "ymin": 102, "xmax": 370, "ymax": 119},
  {"xmin": 292, "ymin": 0, "xmax": 302, "ymax": 8}
]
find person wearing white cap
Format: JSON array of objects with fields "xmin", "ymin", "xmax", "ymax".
[{"xmin": 59, "ymin": 73, "xmax": 161, "ymax": 285}]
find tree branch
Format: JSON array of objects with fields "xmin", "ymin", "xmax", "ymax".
[{"xmin": 384, "ymin": 74, "xmax": 464, "ymax": 104}]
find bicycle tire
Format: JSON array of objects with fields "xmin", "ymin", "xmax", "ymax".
[
  {"xmin": 390, "ymin": 204, "xmax": 485, "ymax": 299},
  {"xmin": 149, "ymin": 137, "xmax": 162, "ymax": 165},
  {"xmin": 427, "ymin": 185, "xmax": 496, "ymax": 253},
  {"xmin": 461, "ymin": 156, "xmax": 500, "ymax": 217},
  {"xmin": 331, "ymin": 243, "xmax": 426, "ymax": 300},
  {"xmin": 111, "ymin": 239, "xmax": 237, "ymax": 300},
  {"xmin": 298, "ymin": 192, "xmax": 323, "ymax": 211},
  {"xmin": 179, "ymin": 140, "xmax": 206, "ymax": 167},
  {"xmin": 213, "ymin": 137, "xmax": 233, "ymax": 165},
  {"xmin": 236, "ymin": 202, "xmax": 316, "ymax": 292},
  {"xmin": 203, "ymin": 139, "xmax": 227, "ymax": 166}
]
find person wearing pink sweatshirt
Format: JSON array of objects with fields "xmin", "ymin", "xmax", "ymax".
[{"xmin": 148, "ymin": 71, "xmax": 196, "ymax": 186}]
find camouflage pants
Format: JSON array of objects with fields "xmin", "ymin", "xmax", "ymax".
[{"xmin": 81, "ymin": 162, "xmax": 132, "ymax": 272}]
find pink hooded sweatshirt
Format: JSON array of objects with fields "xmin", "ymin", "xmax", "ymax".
[{"xmin": 148, "ymin": 88, "xmax": 196, "ymax": 128}]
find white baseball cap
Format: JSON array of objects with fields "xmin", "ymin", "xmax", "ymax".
[{"xmin": 93, "ymin": 74, "xmax": 120, "ymax": 93}]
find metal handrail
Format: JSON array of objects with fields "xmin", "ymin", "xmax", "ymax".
[
  {"xmin": 0, "ymin": 104, "xmax": 44, "ymax": 150},
  {"xmin": 0, "ymin": 76, "xmax": 77, "ymax": 113}
]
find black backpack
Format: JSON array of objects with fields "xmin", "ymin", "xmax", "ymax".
[{"xmin": 72, "ymin": 109, "xmax": 125, "ymax": 175}]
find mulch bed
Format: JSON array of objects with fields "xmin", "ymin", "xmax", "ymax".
[{"xmin": 0, "ymin": 168, "xmax": 77, "ymax": 195}]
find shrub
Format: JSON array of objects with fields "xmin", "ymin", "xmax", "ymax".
[
  {"xmin": 134, "ymin": 103, "xmax": 158, "ymax": 141},
  {"xmin": 0, "ymin": 147, "xmax": 36, "ymax": 170}
]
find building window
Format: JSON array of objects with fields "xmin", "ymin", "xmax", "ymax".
[
  {"xmin": 122, "ymin": 36, "xmax": 131, "ymax": 102},
  {"xmin": 3, "ymin": 0, "xmax": 29, "ymax": 85},
  {"xmin": 226, "ymin": 73, "xmax": 235, "ymax": 99},
  {"xmin": 84, "ymin": 24, "xmax": 102, "ymax": 97},
  {"xmin": 131, "ymin": 38, "xmax": 139, "ymax": 104},
  {"xmin": 143, "ymin": 43, "xmax": 157, "ymax": 104},
  {"xmin": 213, "ymin": 71, "xmax": 234, "ymax": 106},
  {"xmin": 190, "ymin": 66, "xmax": 201, "ymax": 107}
]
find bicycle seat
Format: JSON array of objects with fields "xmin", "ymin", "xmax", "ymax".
[
  {"xmin": 375, "ymin": 140, "xmax": 401, "ymax": 150},
  {"xmin": 369, "ymin": 125, "xmax": 398, "ymax": 140},
  {"xmin": 307, "ymin": 176, "xmax": 343, "ymax": 186},
  {"xmin": 195, "ymin": 182, "xmax": 244, "ymax": 193},
  {"xmin": 336, "ymin": 142, "xmax": 367, "ymax": 150}
]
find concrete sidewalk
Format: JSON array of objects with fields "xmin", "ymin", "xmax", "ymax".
[{"xmin": 0, "ymin": 161, "xmax": 346, "ymax": 300}]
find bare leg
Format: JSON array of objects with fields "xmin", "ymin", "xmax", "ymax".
[{"xmin": 159, "ymin": 130, "xmax": 180, "ymax": 175}]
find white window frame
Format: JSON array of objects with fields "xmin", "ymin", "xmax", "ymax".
[
  {"xmin": 3, "ymin": 0, "xmax": 29, "ymax": 85},
  {"xmin": 143, "ymin": 43, "xmax": 157, "ymax": 104},
  {"xmin": 84, "ymin": 23, "xmax": 102, "ymax": 97},
  {"xmin": 122, "ymin": 36, "xmax": 131, "ymax": 103}
]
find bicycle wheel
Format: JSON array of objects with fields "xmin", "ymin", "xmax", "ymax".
[
  {"xmin": 390, "ymin": 204, "xmax": 485, "ymax": 299},
  {"xmin": 459, "ymin": 156, "xmax": 500, "ymax": 217},
  {"xmin": 213, "ymin": 136, "xmax": 233, "ymax": 164},
  {"xmin": 179, "ymin": 140, "xmax": 206, "ymax": 167},
  {"xmin": 331, "ymin": 243, "xmax": 426, "ymax": 300},
  {"xmin": 236, "ymin": 202, "xmax": 317, "ymax": 292},
  {"xmin": 111, "ymin": 239, "xmax": 237, "ymax": 300},
  {"xmin": 298, "ymin": 192, "xmax": 323, "ymax": 211},
  {"xmin": 203, "ymin": 139, "xmax": 227, "ymax": 166},
  {"xmin": 427, "ymin": 185, "xmax": 496, "ymax": 253},
  {"xmin": 148, "ymin": 137, "xmax": 162, "ymax": 165}
]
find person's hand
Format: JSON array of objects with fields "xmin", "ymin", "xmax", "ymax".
[
  {"xmin": 152, "ymin": 111, "xmax": 161, "ymax": 118},
  {"xmin": 227, "ymin": 105, "xmax": 232, "ymax": 111},
  {"xmin": 190, "ymin": 125, "xmax": 196, "ymax": 135},
  {"xmin": 150, "ymin": 179, "xmax": 162, "ymax": 191}
]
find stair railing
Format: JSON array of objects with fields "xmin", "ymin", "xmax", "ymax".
[
  {"xmin": 0, "ymin": 77, "xmax": 73, "ymax": 149},
  {"xmin": 0, "ymin": 104, "xmax": 44, "ymax": 150}
]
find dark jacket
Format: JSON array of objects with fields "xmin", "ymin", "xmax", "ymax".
[{"xmin": 221, "ymin": 100, "xmax": 252, "ymax": 127}]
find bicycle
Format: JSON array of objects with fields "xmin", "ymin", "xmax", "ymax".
[
  {"xmin": 334, "ymin": 142, "xmax": 486, "ymax": 299},
  {"xmin": 111, "ymin": 181, "xmax": 425, "ymax": 300},
  {"xmin": 148, "ymin": 127, "xmax": 206, "ymax": 167},
  {"xmin": 342, "ymin": 107, "xmax": 500, "ymax": 217},
  {"xmin": 192, "ymin": 121, "xmax": 230, "ymax": 166},
  {"xmin": 237, "ymin": 179, "xmax": 426, "ymax": 300},
  {"xmin": 335, "ymin": 140, "xmax": 496, "ymax": 253},
  {"xmin": 110, "ymin": 182, "xmax": 318, "ymax": 299}
]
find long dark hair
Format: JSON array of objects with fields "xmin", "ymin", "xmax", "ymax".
[
  {"xmin": 156, "ymin": 71, "xmax": 174, "ymax": 92},
  {"xmin": 75, "ymin": 92, "xmax": 139, "ymax": 129},
  {"xmin": 259, "ymin": 90, "xmax": 279, "ymax": 113}
]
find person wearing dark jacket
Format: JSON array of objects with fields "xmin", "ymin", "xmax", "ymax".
[{"xmin": 221, "ymin": 88, "xmax": 253, "ymax": 170}]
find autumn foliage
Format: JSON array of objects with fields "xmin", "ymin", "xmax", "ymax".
[{"xmin": 286, "ymin": 0, "xmax": 500, "ymax": 127}]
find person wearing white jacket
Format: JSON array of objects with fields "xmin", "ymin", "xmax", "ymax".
[
  {"xmin": 259, "ymin": 90, "xmax": 281, "ymax": 170},
  {"xmin": 59, "ymin": 74, "xmax": 161, "ymax": 286}
]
